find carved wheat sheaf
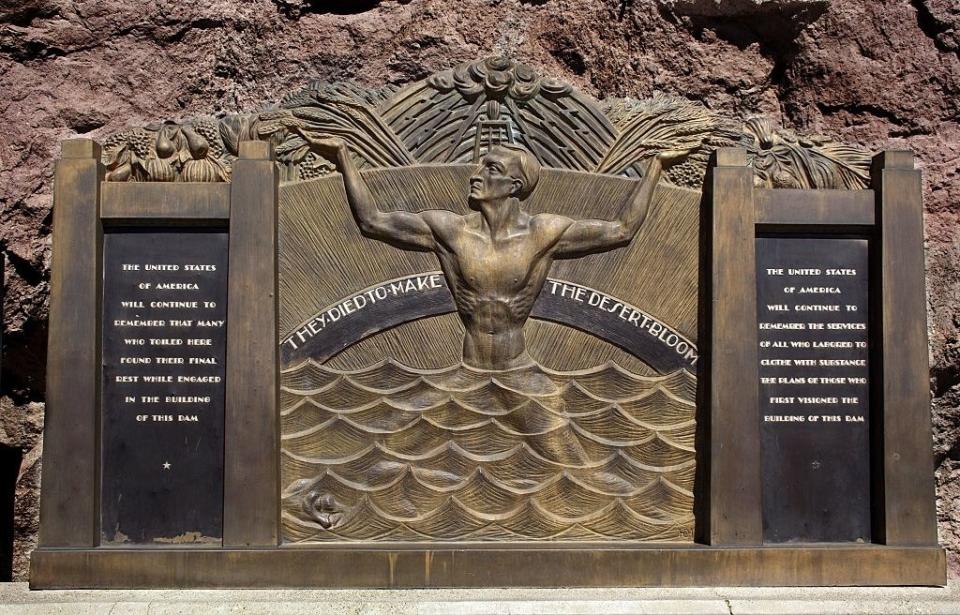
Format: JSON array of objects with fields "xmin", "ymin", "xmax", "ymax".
[
  {"xmin": 599, "ymin": 95, "xmax": 746, "ymax": 186},
  {"xmin": 265, "ymin": 82, "xmax": 416, "ymax": 181},
  {"xmin": 280, "ymin": 359, "xmax": 696, "ymax": 542},
  {"xmin": 100, "ymin": 56, "xmax": 873, "ymax": 190}
]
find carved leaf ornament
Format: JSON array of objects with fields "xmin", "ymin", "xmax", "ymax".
[
  {"xmin": 102, "ymin": 56, "xmax": 872, "ymax": 190},
  {"xmin": 743, "ymin": 117, "xmax": 870, "ymax": 189}
]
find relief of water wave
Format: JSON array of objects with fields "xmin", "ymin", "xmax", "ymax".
[{"xmin": 280, "ymin": 358, "xmax": 697, "ymax": 542}]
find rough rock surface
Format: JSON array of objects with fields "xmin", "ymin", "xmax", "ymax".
[
  {"xmin": 0, "ymin": 0, "xmax": 957, "ymax": 581},
  {"xmin": 0, "ymin": 399, "xmax": 41, "ymax": 581}
]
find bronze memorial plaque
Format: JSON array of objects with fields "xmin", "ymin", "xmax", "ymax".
[
  {"xmin": 31, "ymin": 57, "xmax": 945, "ymax": 588},
  {"xmin": 100, "ymin": 231, "xmax": 228, "ymax": 545}
]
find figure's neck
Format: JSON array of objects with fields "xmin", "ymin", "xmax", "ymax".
[{"xmin": 478, "ymin": 198, "xmax": 520, "ymax": 239}]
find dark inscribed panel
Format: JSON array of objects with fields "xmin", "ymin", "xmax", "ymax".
[
  {"xmin": 101, "ymin": 231, "xmax": 228, "ymax": 545},
  {"xmin": 756, "ymin": 237, "xmax": 870, "ymax": 543}
]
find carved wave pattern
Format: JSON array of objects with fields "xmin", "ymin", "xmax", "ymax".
[{"xmin": 280, "ymin": 359, "xmax": 697, "ymax": 543}]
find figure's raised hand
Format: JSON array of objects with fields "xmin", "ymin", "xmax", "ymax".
[
  {"xmin": 656, "ymin": 146, "xmax": 695, "ymax": 166},
  {"xmin": 295, "ymin": 128, "xmax": 347, "ymax": 161}
]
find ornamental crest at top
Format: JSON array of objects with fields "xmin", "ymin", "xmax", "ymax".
[
  {"xmin": 427, "ymin": 56, "xmax": 571, "ymax": 101},
  {"xmin": 100, "ymin": 56, "xmax": 871, "ymax": 191}
]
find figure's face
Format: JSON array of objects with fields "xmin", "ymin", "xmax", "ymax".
[{"xmin": 469, "ymin": 150, "xmax": 522, "ymax": 206}]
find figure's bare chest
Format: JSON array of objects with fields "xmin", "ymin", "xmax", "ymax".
[{"xmin": 444, "ymin": 233, "xmax": 545, "ymax": 292}]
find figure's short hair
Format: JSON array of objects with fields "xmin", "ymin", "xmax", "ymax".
[{"xmin": 492, "ymin": 143, "xmax": 541, "ymax": 200}]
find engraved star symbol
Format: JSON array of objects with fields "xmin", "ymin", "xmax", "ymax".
[{"xmin": 162, "ymin": 461, "xmax": 171, "ymax": 470}]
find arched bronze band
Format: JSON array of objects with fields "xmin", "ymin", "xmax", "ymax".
[{"xmin": 281, "ymin": 272, "xmax": 698, "ymax": 373}]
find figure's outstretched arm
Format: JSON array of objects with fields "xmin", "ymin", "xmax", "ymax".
[
  {"xmin": 298, "ymin": 131, "xmax": 437, "ymax": 251},
  {"xmin": 553, "ymin": 151, "xmax": 685, "ymax": 257}
]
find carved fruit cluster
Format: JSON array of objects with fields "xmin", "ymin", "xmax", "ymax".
[{"xmin": 103, "ymin": 119, "xmax": 231, "ymax": 183}]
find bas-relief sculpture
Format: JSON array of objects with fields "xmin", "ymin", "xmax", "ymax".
[
  {"xmin": 98, "ymin": 57, "xmax": 873, "ymax": 544},
  {"xmin": 280, "ymin": 131, "xmax": 697, "ymax": 542}
]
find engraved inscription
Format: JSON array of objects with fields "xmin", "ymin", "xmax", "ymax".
[
  {"xmin": 280, "ymin": 274, "xmax": 698, "ymax": 373},
  {"xmin": 756, "ymin": 237, "xmax": 870, "ymax": 543},
  {"xmin": 101, "ymin": 231, "xmax": 228, "ymax": 545}
]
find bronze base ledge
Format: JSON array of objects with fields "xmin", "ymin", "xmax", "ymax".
[{"xmin": 30, "ymin": 544, "xmax": 946, "ymax": 589}]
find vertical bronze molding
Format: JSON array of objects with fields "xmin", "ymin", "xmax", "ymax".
[
  {"xmin": 224, "ymin": 141, "xmax": 280, "ymax": 546},
  {"xmin": 708, "ymin": 148, "xmax": 763, "ymax": 545},
  {"xmin": 39, "ymin": 139, "xmax": 103, "ymax": 547},
  {"xmin": 872, "ymin": 151, "xmax": 938, "ymax": 545}
]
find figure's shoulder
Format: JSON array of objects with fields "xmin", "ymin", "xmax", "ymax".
[
  {"xmin": 421, "ymin": 209, "xmax": 467, "ymax": 227},
  {"xmin": 530, "ymin": 213, "xmax": 574, "ymax": 237},
  {"xmin": 420, "ymin": 209, "xmax": 468, "ymax": 241}
]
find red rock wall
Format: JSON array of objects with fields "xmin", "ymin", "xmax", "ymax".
[{"xmin": 0, "ymin": 0, "xmax": 957, "ymax": 580}]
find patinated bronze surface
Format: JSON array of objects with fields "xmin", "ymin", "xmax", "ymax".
[
  {"xmin": 270, "ymin": 71, "xmax": 712, "ymax": 542},
  {"xmin": 279, "ymin": 138, "xmax": 698, "ymax": 542}
]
